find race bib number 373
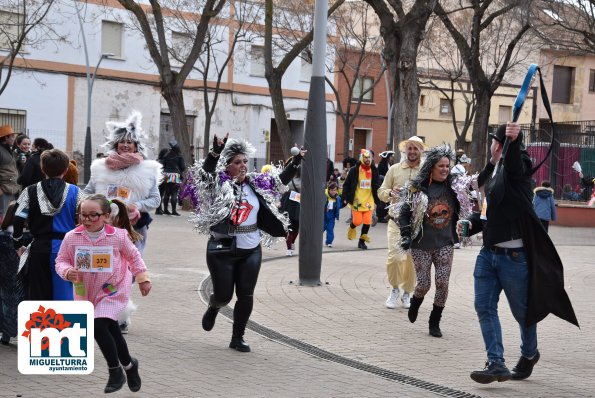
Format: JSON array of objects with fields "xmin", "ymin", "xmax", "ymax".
[{"xmin": 75, "ymin": 246, "xmax": 113, "ymax": 273}]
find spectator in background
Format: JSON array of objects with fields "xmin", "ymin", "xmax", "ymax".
[
  {"xmin": 13, "ymin": 134, "xmax": 31, "ymax": 174},
  {"xmin": 17, "ymin": 138, "xmax": 53, "ymax": 189},
  {"xmin": 0, "ymin": 126, "xmax": 19, "ymax": 230},
  {"xmin": 562, "ymin": 184, "xmax": 580, "ymax": 201},
  {"xmin": 63, "ymin": 160, "xmax": 79, "ymax": 185},
  {"xmin": 532, "ymin": 180, "xmax": 556, "ymax": 232},
  {"xmin": 376, "ymin": 151, "xmax": 395, "ymax": 223},
  {"xmin": 342, "ymin": 151, "xmax": 357, "ymax": 170},
  {"xmin": 155, "ymin": 148, "xmax": 168, "ymax": 215},
  {"xmin": 326, "ymin": 158, "xmax": 334, "ymax": 182},
  {"xmin": 160, "ymin": 140, "xmax": 186, "ymax": 216}
]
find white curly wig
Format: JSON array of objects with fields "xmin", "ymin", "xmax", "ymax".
[{"xmin": 103, "ymin": 111, "xmax": 149, "ymax": 158}]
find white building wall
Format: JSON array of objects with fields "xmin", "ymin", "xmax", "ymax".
[
  {"xmin": 1, "ymin": 1, "xmax": 337, "ymax": 163},
  {"xmin": 73, "ymin": 78, "xmax": 162, "ymax": 158},
  {"xmin": 0, "ymin": 70, "xmax": 68, "ymax": 150}
]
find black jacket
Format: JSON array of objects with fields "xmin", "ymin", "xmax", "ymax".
[
  {"xmin": 467, "ymin": 137, "xmax": 578, "ymax": 327},
  {"xmin": 342, "ymin": 161, "xmax": 379, "ymax": 207},
  {"xmin": 161, "ymin": 151, "xmax": 186, "ymax": 175},
  {"xmin": 203, "ymin": 153, "xmax": 300, "ymax": 237},
  {"xmin": 17, "ymin": 151, "xmax": 44, "ymax": 189}
]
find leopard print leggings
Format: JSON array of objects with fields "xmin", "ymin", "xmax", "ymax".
[{"xmin": 410, "ymin": 245, "xmax": 454, "ymax": 307}]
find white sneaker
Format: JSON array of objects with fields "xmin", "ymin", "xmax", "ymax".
[
  {"xmin": 401, "ymin": 292, "xmax": 411, "ymax": 309},
  {"xmin": 454, "ymin": 243, "xmax": 461, "ymax": 249},
  {"xmin": 327, "ymin": 244, "xmax": 332, "ymax": 248},
  {"xmin": 286, "ymin": 250, "xmax": 293, "ymax": 257},
  {"xmin": 385, "ymin": 288, "xmax": 399, "ymax": 309}
]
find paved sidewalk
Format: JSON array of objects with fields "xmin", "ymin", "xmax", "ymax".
[{"xmin": 2, "ymin": 211, "xmax": 594, "ymax": 397}]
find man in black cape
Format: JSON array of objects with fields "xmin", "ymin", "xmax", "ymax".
[{"xmin": 462, "ymin": 122, "xmax": 578, "ymax": 384}]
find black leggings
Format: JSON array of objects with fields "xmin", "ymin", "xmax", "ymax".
[
  {"xmin": 163, "ymin": 183, "xmax": 180, "ymax": 210},
  {"xmin": 206, "ymin": 245, "xmax": 262, "ymax": 338},
  {"xmin": 94, "ymin": 317, "xmax": 132, "ymax": 368}
]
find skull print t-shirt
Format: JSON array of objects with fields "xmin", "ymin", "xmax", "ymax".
[{"xmin": 412, "ymin": 182, "xmax": 456, "ymax": 251}]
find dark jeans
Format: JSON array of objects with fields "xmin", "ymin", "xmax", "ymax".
[
  {"xmin": 95, "ymin": 317, "xmax": 132, "ymax": 368},
  {"xmin": 206, "ymin": 245, "xmax": 262, "ymax": 338},
  {"xmin": 540, "ymin": 219, "xmax": 549, "ymax": 232},
  {"xmin": 474, "ymin": 247, "xmax": 538, "ymax": 365}
]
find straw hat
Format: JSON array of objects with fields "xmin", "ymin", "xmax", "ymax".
[
  {"xmin": 398, "ymin": 136, "xmax": 426, "ymax": 152},
  {"xmin": 0, "ymin": 125, "xmax": 16, "ymax": 139}
]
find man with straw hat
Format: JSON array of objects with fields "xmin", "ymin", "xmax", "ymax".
[
  {"xmin": 0, "ymin": 125, "xmax": 19, "ymax": 223},
  {"xmin": 377, "ymin": 135, "xmax": 425, "ymax": 309}
]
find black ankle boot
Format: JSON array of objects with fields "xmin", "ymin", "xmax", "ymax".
[
  {"xmin": 171, "ymin": 204, "xmax": 181, "ymax": 216},
  {"xmin": 163, "ymin": 208, "xmax": 171, "ymax": 215},
  {"xmin": 155, "ymin": 207, "xmax": 163, "ymax": 215},
  {"xmin": 229, "ymin": 336, "xmax": 251, "ymax": 352},
  {"xmin": 125, "ymin": 357, "xmax": 141, "ymax": 392},
  {"xmin": 202, "ymin": 306, "xmax": 219, "ymax": 331},
  {"xmin": 105, "ymin": 366, "xmax": 126, "ymax": 393},
  {"xmin": 429, "ymin": 304, "xmax": 444, "ymax": 337},
  {"xmin": 357, "ymin": 239, "xmax": 368, "ymax": 250},
  {"xmin": 408, "ymin": 295, "xmax": 424, "ymax": 323}
]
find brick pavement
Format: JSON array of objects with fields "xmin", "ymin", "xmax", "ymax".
[{"xmin": 1, "ymin": 211, "xmax": 594, "ymax": 397}]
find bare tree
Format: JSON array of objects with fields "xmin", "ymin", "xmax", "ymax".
[
  {"xmin": 116, "ymin": 0, "xmax": 226, "ymax": 157},
  {"xmin": 264, "ymin": 0, "xmax": 345, "ymax": 158},
  {"xmin": 418, "ymin": 14, "xmax": 477, "ymax": 151},
  {"xmin": 169, "ymin": 1, "xmax": 262, "ymax": 157},
  {"xmin": 0, "ymin": 0, "xmax": 57, "ymax": 97},
  {"xmin": 434, "ymin": 0, "xmax": 534, "ymax": 168},
  {"xmin": 535, "ymin": 0, "xmax": 595, "ymax": 54},
  {"xmin": 324, "ymin": 2, "xmax": 386, "ymax": 159},
  {"xmin": 361, "ymin": 0, "xmax": 438, "ymax": 150}
]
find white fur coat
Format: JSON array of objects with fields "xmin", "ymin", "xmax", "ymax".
[{"xmin": 84, "ymin": 158, "xmax": 163, "ymax": 213}]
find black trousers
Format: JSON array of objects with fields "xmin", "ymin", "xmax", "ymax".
[
  {"xmin": 206, "ymin": 245, "xmax": 262, "ymax": 338},
  {"xmin": 95, "ymin": 317, "xmax": 132, "ymax": 368},
  {"xmin": 25, "ymin": 251, "xmax": 53, "ymax": 301},
  {"xmin": 163, "ymin": 183, "xmax": 180, "ymax": 210}
]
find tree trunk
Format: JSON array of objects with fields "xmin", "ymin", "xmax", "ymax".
[
  {"xmin": 470, "ymin": 90, "xmax": 492, "ymax": 171},
  {"xmin": 162, "ymin": 85, "xmax": 191, "ymax": 162},
  {"xmin": 343, "ymin": 120, "xmax": 351, "ymax": 160},
  {"xmin": 203, "ymin": 110, "xmax": 213, "ymax": 158},
  {"xmin": 268, "ymin": 73, "xmax": 294, "ymax": 158},
  {"xmin": 393, "ymin": 29, "xmax": 422, "ymax": 146}
]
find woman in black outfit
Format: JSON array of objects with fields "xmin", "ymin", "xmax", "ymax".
[
  {"xmin": 195, "ymin": 135, "xmax": 304, "ymax": 352},
  {"xmin": 17, "ymin": 138, "xmax": 53, "ymax": 189},
  {"xmin": 159, "ymin": 140, "xmax": 186, "ymax": 216}
]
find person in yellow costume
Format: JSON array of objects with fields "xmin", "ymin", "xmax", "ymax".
[
  {"xmin": 378, "ymin": 136, "xmax": 424, "ymax": 309},
  {"xmin": 342, "ymin": 149, "xmax": 379, "ymax": 249}
]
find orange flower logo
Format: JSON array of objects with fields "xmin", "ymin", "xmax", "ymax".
[{"xmin": 21, "ymin": 305, "xmax": 72, "ymax": 350}]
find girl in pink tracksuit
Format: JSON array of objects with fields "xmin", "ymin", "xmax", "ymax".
[{"xmin": 55, "ymin": 194, "xmax": 151, "ymax": 394}]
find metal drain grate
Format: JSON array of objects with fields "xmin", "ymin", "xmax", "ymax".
[{"xmin": 199, "ymin": 261, "xmax": 480, "ymax": 398}]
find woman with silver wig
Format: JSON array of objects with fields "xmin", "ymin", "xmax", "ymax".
[
  {"xmin": 391, "ymin": 144, "xmax": 473, "ymax": 338},
  {"xmin": 193, "ymin": 134, "xmax": 305, "ymax": 352}
]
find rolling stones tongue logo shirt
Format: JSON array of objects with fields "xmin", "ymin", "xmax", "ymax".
[
  {"xmin": 413, "ymin": 183, "xmax": 457, "ymax": 251},
  {"xmin": 231, "ymin": 183, "xmax": 261, "ymax": 249}
]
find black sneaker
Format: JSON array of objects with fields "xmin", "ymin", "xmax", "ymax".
[
  {"xmin": 358, "ymin": 240, "xmax": 368, "ymax": 250},
  {"xmin": 512, "ymin": 351, "xmax": 540, "ymax": 380},
  {"xmin": 470, "ymin": 361, "xmax": 511, "ymax": 384}
]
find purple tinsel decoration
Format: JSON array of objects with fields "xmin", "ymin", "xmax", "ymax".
[
  {"xmin": 179, "ymin": 171, "xmax": 199, "ymax": 208},
  {"xmin": 252, "ymin": 172, "xmax": 278, "ymax": 197}
]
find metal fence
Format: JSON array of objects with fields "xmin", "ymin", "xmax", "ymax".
[{"xmin": 488, "ymin": 120, "xmax": 595, "ymax": 200}]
